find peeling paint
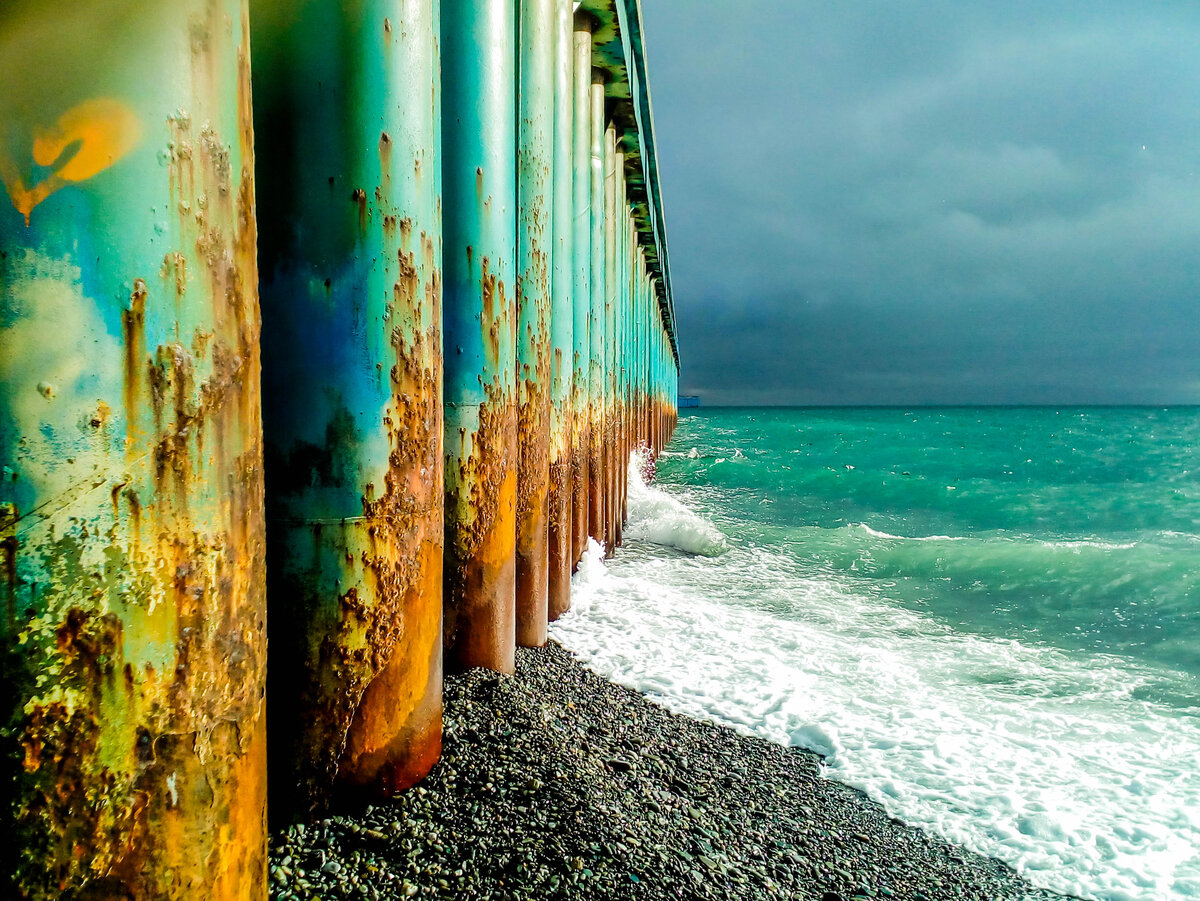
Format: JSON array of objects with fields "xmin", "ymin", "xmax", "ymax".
[
  {"xmin": 1, "ymin": 0, "xmax": 681, "ymax": 893},
  {"xmin": 515, "ymin": 0, "xmax": 556, "ymax": 647},
  {"xmin": 0, "ymin": 2, "xmax": 267, "ymax": 898},
  {"xmin": 441, "ymin": 0, "xmax": 518, "ymax": 675},
  {"xmin": 252, "ymin": 0, "xmax": 444, "ymax": 814}
]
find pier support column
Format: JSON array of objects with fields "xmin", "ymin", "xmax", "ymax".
[
  {"xmin": 615, "ymin": 156, "xmax": 630, "ymax": 537},
  {"xmin": 548, "ymin": 0, "xmax": 576, "ymax": 619},
  {"xmin": 252, "ymin": 0, "xmax": 444, "ymax": 811},
  {"xmin": 0, "ymin": 2, "xmax": 266, "ymax": 896},
  {"xmin": 442, "ymin": 0, "xmax": 518, "ymax": 673},
  {"xmin": 587, "ymin": 76, "xmax": 607, "ymax": 547},
  {"xmin": 515, "ymin": 0, "xmax": 555, "ymax": 648},
  {"xmin": 570, "ymin": 20, "xmax": 595, "ymax": 569},
  {"xmin": 603, "ymin": 125, "xmax": 618, "ymax": 554}
]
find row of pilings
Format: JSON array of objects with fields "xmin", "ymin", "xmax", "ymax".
[{"xmin": 0, "ymin": 0, "xmax": 679, "ymax": 898}]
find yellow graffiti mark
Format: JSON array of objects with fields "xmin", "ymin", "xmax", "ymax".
[{"xmin": 1, "ymin": 98, "xmax": 141, "ymax": 226}]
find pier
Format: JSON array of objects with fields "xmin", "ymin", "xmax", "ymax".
[{"xmin": 0, "ymin": 0, "xmax": 679, "ymax": 896}]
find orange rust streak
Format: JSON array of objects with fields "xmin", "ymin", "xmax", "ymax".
[
  {"xmin": 515, "ymin": 478, "xmax": 549, "ymax": 647},
  {"xmin": 121, "ymin": 278, "xmax": 149, "ymax": 456},
  {"xmin": 572, "ymin": 424, "xmax": 591, "ymax": 567},
  {"xmin": 446, "ymin": 462, "xmax": 517, "ymax": 674},
  {"xmin": 587, "ymin": 412, "xmax": 604, "ymax": 544},
  {"xmin": 209, "ymin": 713, "xmax": 269, "ymax": 901},
  {"xmin": 547, "ymin": 454, "xmax": 573, "ymax": 620},
  {"xmin": 339, "ymin": 538, "xmax": 443, "ymax": 793}
]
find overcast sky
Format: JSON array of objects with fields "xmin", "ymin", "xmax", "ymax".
[{"xmin": 640, "ymin": 1, "xmax": 1200, "ymax": 405}]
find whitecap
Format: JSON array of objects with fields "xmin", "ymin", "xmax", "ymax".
[
  {"xmin": 622, "ymin": 453, "xmax": 729, "ymax": 557},
  {"xmin": 552, "ymin": 479, "xmax": 1200, "ymax": 901}
]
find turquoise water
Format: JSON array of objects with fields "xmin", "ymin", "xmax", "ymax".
[
  {"xmin": 674, "ymin": 407, "xmax": 1200, "ymax": 683},
  {"xmin": 553, "ymin": 407, "xmax": 1200, "ymax": 901}
]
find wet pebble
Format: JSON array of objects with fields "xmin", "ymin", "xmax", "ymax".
[{"xmin": 267, "ymin": 642, "xmax": 1075, "ymax": 901}]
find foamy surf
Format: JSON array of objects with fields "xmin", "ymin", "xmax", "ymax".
[
  {"xmin": 551, "ymin": 453, "xmax": 1200, "ymax": 901},
  {"xmin": 622, "ymin": 452, "xmax": 729, "ymax": 557}
]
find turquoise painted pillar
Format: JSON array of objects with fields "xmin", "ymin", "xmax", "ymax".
[
  {"xmin": 252, "ymin": 0, "xmax": 444, "ymax": 811},
  {"xmin": 652, "ymin": 283, "xmax": 659, "ymax": 444},
  {"xmin": 548, "ymin": 0, "xmax": 575, "ymax": 618},
  {"xmin": 633, "ymin": 256, "xmax": 644, "ymax": 451},
  {"xmin": 586, "ymin": 77, "xmax": 606, "ymax": 544},
  {"xmin": 616, "ymin": 158, "xmax": 630, "ymax": 533},
  {"xmin": 613, "ymin": 155, "xmax": 626, "ymax": 538},
  {"xmin": 633, "ymin": 234, "xmax": 642, "ymax": 467},
  {"xmin": 516, "ymin": 0, "xmax": 555, "ymax": 648},
  {"xmin": 0, "ymin": 2, "xmax": 266, "ymax": 896},
  {"xmin": 441, "ymin": 0, "xmax": 518, "ymax": 674},
  {"xmin": 654, "ymin": 299, "xmax": 666, "ymax": 454},
  {"xmin": 570, "ymin": 21, "xmax": 594, "ymax": 567},
  {"xmin": 639, "ymin": 258, "xmax": 651, "ymax": 450},
  {"xmin": 635, "ymin": 250, "xmax": 645, "ymax": 449},
  {"xmin": 602, "ymin": 125, "xmax": 617, "ymax": 552}
]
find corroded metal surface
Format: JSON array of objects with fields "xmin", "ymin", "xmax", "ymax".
[
  {"xmin": 569, "ymin": 20, "xmax": 594, "ymax": 570},
  {"xmin": 515, "ymin": 0, "xmax": 555, "ymax": 648},
  {"xmin": 1, "ymin": 0, "xmax": 682, "ymax": 888},
  {"xmin": 603, "ymin": 127, "xmax": 618, "ymax": 554},
  {"xmin": 548, "ymin": 0, "xmax": 576, "ymax": 619},
  {"xmin": 442, "ymin": 0, "xmax": 518, "ymax": 675},
  {"xmin": 252, "ymin": 0, "xmax": 444, "ymax": 814},
  {"xmin": 614, "ymin": 158, "xmax": 630, "ymax": 540},
  {"xmin": 587, "ymin": 78, "xmax": 607, "ymax": 547},
  {"xmin": 0, "ymin": 1, "xmax": 266, "ymax": 897}
]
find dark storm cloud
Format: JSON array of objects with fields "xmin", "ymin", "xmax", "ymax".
[{"xmin": 641, "ymin": 1, "xmax": 1200, "ymax": 404}]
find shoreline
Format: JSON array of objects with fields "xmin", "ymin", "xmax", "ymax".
[{"xmin": 269, "ymin": 642, "xmax": 1075, "ymax": 901}]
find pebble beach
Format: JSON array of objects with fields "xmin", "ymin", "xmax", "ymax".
[{"xmin": 268, "ymin": 643, "xmax": 1074, "ymax": 901}]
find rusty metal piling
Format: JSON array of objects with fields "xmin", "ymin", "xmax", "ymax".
[
  {"xmin": 515, "ymin": 0, "xmax": 556, "ymax": 647},
  {"xmin": 569, "ymin": 19, "xmax": 594, "ymax": 569},
  {"xmin": 586, "ymin": 77, "xmax": 607, "ymax": 548},
  {"xmin": 1, "ymin": 0, "xmax": 683, "ymax": 889},
  {"xmin": 602, "ymin": 125, "xmax": 618, "ymax": 552},
  {"xmin": 252, "ymin": 0, "xmax": 444, "ymax": 811},
  {"xmin": 1, "ymin": 2, "xmax": 267, "ymax": 896},
  {"xmin": 548, "ymin": 0, "xmax": 576, "ymax": 618},
  {"xmin": 441, "ymin": 0, "xmax": 519, "ymax": 674},
  {"xmin": 637, "ymin": 255, "xmax": 652, "ymax": 454},
  {"xmin": 617, "ymin": 161, "xmax": 632, "ymax": 532}
]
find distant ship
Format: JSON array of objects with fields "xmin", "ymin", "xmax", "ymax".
[{"xmin": 678, "ymin": 395, "xmax": 701, "ymax": 408}]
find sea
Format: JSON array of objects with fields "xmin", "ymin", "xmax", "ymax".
[{"xmin": 549, "ymin": 407, "xmax": 1200, "ymax": 901}]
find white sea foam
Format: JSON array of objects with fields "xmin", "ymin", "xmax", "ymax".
[
  {"xmin": 622, "ymin": 453, "xmax": 729, "ymax": 557},
  {"xmin": 551, "ymin": 458, "xmax": 1200, "ymax": 901},
  {"xmin": 857, "ymin": 524, "xmax": 969, "ymax": 542},
  {"xmin": 858, "ymin": 524, "xmax": 1138, "ymax": 551}
]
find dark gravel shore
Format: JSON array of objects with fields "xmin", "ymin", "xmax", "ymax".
[{"xmin": 269, "ymin": 642, "xmax": 1073, "ymax": 901}]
